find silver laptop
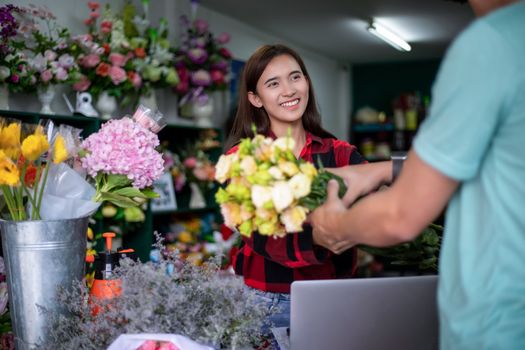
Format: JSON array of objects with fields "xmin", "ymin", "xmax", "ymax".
[{"xmin": 290, "ymin": 275, "xmax": 439, "ymax": 350}]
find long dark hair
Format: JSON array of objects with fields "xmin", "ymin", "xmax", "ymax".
[{"xmin": 225, "ymin": 44, "xmax": 336, "ymax": 150}]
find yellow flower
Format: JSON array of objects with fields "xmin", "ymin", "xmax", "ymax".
[
  {"xmin": 52, "ymin": 134, "xmax": 68, "ymax": 164},
  {"xmin": 0, "ymin": 150, "xmax": 20, "ymax": 186},
  {"xmin": 0, "ymin": 122, "xmax": 21, "ymax": 160},
  {"xmin": 87, "ymin": 227, "xmax": 94, "ymax": 240},
  {"xmin": 268, "ymin": 166, "xmax": 284, "ymax": 180},
  {"xmin": 239, "ymin": 220, "xmax": 254, "ymax": 237},
  {"xmin": 273, "ymin": 136, "xmax": 295, "ymax": 152},
  {"xmin": 178, "ymin": 231, "xmax": 193, "ymax": 243},
  {"xmin": 278, "ymin": 160, "xmax": 299, "ymax": 177},
  {"xmin": 220, "ymin": 202, "xmax": 242, "ymax": 229},
  {"xmin": 240, "ymin": 155, "xmax": 257, "ymax": 176},
  {"xmin": 280, "ymin": 206, "xmax": 308, "ymax": 233},
  {"xmin": 300, "ymin": 162, "xmax": 318, "ymax": 179},
  {"xmin": 21, "ymin": 130, "xmax": 49, "ymax": 162},
  {"xmin": 240, "ymin": 202, "xmax": 255, "ymax": 221}
]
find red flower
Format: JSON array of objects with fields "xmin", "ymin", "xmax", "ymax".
[
  {"xmin": 87, "ymin": 2, "xmax": 100, "ymax": 11},
  {"xmin": 219, "ymin": 47, "xmax": 232, "ymax": 59},
  {"xmin": 24, "ymin": 164, "xmax": 38, "ymax": 187},
  {"xmin": 134, "ymin": 47, "xmax": 146, "ymax": 58},
  {"xmin": 102, "ymin": 43, "xmax": 111, "ymax": 55},
  {"xmin": 95, "ymin": 62, "xmax": 110, "ymax": 77},
  {"xmin": 100, "ymin": 21, "xmax": 112, "ymax": 34}
]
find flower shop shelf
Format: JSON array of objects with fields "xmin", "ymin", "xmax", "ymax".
[
  {"xmin": 152, "ymin": 205, "xmax": 220, "ymax": 216},
  {"xmin": 0, "ymin": 109, "xmax": 100, "ymax": 137}
]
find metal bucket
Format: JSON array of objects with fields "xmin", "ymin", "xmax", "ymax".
[{"xmin": 0, "ymin": 216, "xmax": 89, "ymax": 349}]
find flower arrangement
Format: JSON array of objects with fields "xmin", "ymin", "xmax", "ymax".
[
  {"xmin": 44, "ymin": 239, "xmax": 269, "ymax": 349},
  {"xmin": 11, "ymin": 4, "xmax": 81, "ymax": 88},
  {"xmin": 72, "ymin": 2, "xmax": 141, "ymax": 102},
  {"xmin": 175, "ymin": 15, "xmax": 232, "ymax": 109},
  {"xmin": 214, "ymin": 132, "xmax": 345, "ymax": 238},
  {"xmin": 0, "ymin": 5, "xmax": 36, "ymax": 93},
  {"xmin": 122, "ymin": 0, "xmax": 179, "ymax": 98}
]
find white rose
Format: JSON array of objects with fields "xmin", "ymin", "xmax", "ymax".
[
  {"xmin": 272, "ymin": 181, "xmax": 294, "ymax": 212},
  {"xmin": 288, "ymin": 173, "xmax": 312, "ymax": 199},
  {"xmin": 280, "ymin": 206, "xmax": 308, "ymax": 233},
  {"xmin": 273, "ymin": 136, "xmax": 295, "ymax": 151},
  {"xmin": 251, "ymin": 184, "xmax": 273, "ymax": 208},
  {"xmin": 0, "ymin": 66, "xmax": 10, "ymax": 81},
  {"xmin": 240, "ymin": 155, "xmax": 257, "ymax": 176},
  {"xmin": 268, "ymin": 166, "xmax": 284, "ymax": 180},
  {"xmin": 215, "ymin": 154, "xmax": 233, "ymax": 183}
]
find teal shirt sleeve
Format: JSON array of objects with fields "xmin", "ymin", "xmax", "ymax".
[{"xmin": 413, "ymin": 20, "xmax": 516, "ymax": 180}]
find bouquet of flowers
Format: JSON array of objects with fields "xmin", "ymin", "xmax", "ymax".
[
  {"xmin": 0, "ymin": 4, "xmax": 36, "ymax": 93},
  {"xmin": 175, "ymin": 15, "xmax": 232, "ymax": 111},
  {"xmin": 0, "ymin": 117, "xmax": 81, "ymax": 220},
  {"xmin": 122, "ymin": 0, "xmax": 179, "ymax": 98},
  {"xmin": 214, "ymin": 133, "xmax": 345, "ymax": 238},
  {"xmin": 72, "ymin": 2, "xmax": 141, "ymax": 102}
]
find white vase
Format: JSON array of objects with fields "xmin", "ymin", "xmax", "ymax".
[
  {"xmin": 188, "ymin": 183, "xmax": 206, "ymax": 209},
  {"xmin": 138, "ymin": 90, "xmax": 158, "ymax": 111},
  {"xmin": 193, "ymin": 97, "xmax": 214, "ymax": 127},
  {"xmin": 37, "ymin": 85, "xmax": 55, "ymax": 114},
  {"xmin": 96, "ymin": 91, "xmax": 117, "ymax": 120},
  {"xmin": 0, "ymin": 84, "xmax": 9, "ymax": 110}
]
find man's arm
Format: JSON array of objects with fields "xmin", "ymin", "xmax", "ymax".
[{"xmin": 310, "ymin": 149, "xmax": 459, "ymax": 254}]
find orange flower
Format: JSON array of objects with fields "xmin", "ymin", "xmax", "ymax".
[
  {"xmin": 24, "ymin": 163, "xmax": 38, "ymax": 187},
  {"xmin": 134, "ymin": 47, "xmax": 146, "ymax": 58},
  {"xmin": 102, "ymin": 43, "xmax": 110, "ymax": 55},
  {"xmin": 95, "ymin": 62, "xmax": 110, "ymax": 77}
]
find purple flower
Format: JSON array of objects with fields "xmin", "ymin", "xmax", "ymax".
[
  {"xmin": 193, "ymin": 19, "xmax": 208, "ymax": 34},
  {"xmin": 217, "ymin": 32, "xmax": 230, "ymax": 45},
  {"xmin": 40, "ymin": 69, "xmax": 53, "ymax": 83},
  {"xmin": 191, "ymin": 69, "xmax": 211, "ymax": 87},
  {"xmin": 44, "ymin": 49, "xmax": 57, "ymax": 61},
  {"xmin": 10, "ymin": 74, "xmax": 19, "ymax": 83},
  {"xmin": 55, "ymin": 67, "xmax": 68, "ymax": 81},
  {"xmin": 58, "ymin": 54, "xmax": 74, "ymax": 69},
  {"xmin": 187, "ymin": 47, "xmax": 207, "ymax": 65}
]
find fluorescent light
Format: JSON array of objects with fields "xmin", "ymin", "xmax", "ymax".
[{"xmin": 367, "ymin": 20, "xmax": 411, "ymax": 52}]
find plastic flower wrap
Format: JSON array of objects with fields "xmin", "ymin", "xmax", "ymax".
[
  {"xmin": 215, "ymin": 133, "xmax": 346, "ymax": 238},
  {"xmin": 0, "ymin": 117, "xmax": 81, "ymax": 220},
  {"xmin": 80, "ymin": 108, "xmax": 165, "ymax": 208}
]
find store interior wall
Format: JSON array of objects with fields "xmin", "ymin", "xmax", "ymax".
[{"xmin": 7, "ymin": 0, "xmax": 351, "ymax": 141}]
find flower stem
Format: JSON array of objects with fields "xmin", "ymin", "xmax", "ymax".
[
  {"xmin": 32, "ymin": 161, "xmax": 43, "ymax": 219},
  {"xmin": 36, "ymin": 161, "xmax": 51, "ymax": 220},
  {"xmin": 1, "ymin": 185, "xmax": 18, "ymax": 221}
]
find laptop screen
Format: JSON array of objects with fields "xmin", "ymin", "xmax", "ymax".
[{"xmin": 290, "ymin": 275, "xmax": 439, "ymax": 350}]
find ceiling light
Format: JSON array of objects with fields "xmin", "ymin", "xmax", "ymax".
[{"xmin": 367, "ymin": 19, "xmax": 411, "ymax": 52}]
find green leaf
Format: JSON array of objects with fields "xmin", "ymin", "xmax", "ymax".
[
  {"xmin": 141, "ymin": 188, "xmax": 160, "ymax": 198},
  {"xmin": 113, "ymin": 187, "xmax": 147, "ymax": 199},
  {"xmin": 98, "ymin": 192, "xmax": 140, "ymax": 208},
  {"xmin": 103, "ymin": 174, "xmax": 132, "ymax": 192}
]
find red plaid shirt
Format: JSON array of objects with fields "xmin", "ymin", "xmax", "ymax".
[{"xmin": 225, "ymin": 132, "xmax": 366, "ymax": 293}]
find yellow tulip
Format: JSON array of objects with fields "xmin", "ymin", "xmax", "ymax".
[
  {"xmin": 52, "ymin": 134, "xmax": 68, "ymax": 164},
  {"xmin": 0, "ymin": 122, "xmax": 21, "ymax": 160},
  {"xmin": 0, "ymin": 150, "xmax": 20, "ymax": 186},
  {"xmin": 21, "ymin": 131, "xmax": 50, "ymax": 162}
]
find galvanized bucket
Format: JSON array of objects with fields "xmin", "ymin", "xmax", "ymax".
[{"xmin": 0, "ymin": 216, "xmax": 89, "ymax": 349}]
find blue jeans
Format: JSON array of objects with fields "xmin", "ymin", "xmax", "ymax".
[{"xmin": 248, "ymin": 287, "xmax": 291, "ymax": 349}]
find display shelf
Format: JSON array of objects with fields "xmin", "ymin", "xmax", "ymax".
[
  {"xmin": 353, "ymin": 123, "xmax": 394, "ymax": 133},
  {"xmin": 153, "ymin": 205, "xmax": 219, "ymax": 216}
]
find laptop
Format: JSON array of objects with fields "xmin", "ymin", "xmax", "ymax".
[{"xmin": 290, "ymin": 275, "xmax": 439, "ymax": 350}]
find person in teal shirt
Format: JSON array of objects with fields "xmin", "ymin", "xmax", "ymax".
[{"xmin": 309, "ymin": 0, "xmax": 525, "ymax": 348}]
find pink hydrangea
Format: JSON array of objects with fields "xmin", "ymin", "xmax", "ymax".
[{"xmin": 81, "ymin": 117, "xmax": 164, "ymax": 188}]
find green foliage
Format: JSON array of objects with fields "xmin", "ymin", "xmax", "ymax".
[{"xmin": 359, "ymin": 223, "xmax": 443, "ymax": 272}]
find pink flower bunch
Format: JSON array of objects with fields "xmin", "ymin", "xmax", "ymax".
[
  {"xmin": 73, "ymin": 2, "xmax": 142, "ymax": 100},
  {"xmin": 81, "ymin": 117, "xmax": 164, "ymax": 189},
  {"xmin": 174, "ymin": 15, "xmax": 232, "ymax": 103},
  {"xmin": 28, "ymin": 49, "xmax": 79, "ymax": 86}
]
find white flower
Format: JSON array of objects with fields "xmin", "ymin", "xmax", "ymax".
[
  {"xmin": 288, "ymin": 173, "xmax": 312, "ymax": 199},
  {"xmin": 251, "ymin": 184, "xmax": 273, "ymax": 208},
  {"xmin": 268, "ymin": 166, "xmax": 284, "ymax": 180},
  {"xmin": 221, "ymin": 202, "xmax": 242, "ymax": 228},
  {"xmin": 280, "ymin": 206, "xmax": 308, "ymax": 233},
  {"xmin": 215, "ymin": 154, "xmax": 234, "ymax": 183},
  {"xmin": 240, "ymin": 155, "xmax": 257, "ymax": 176},
  {"xmin": 0, "ymin": 66, "xmax": 10, "ymax": 81},
  {"xmin": 300, "ymin": 162, "xmax": 318, "ymax": 179},
  {"xmin": 273, "ymin": 136, "xmax": 295, "ymax": 151},
  {"xmin": 272, "ymin": 181, "xmax": 294, "ymax": 212}
]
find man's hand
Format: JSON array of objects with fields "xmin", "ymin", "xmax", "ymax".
[
  {"xmin": 310, "ymin": 179, "xmax": 356, "ymax": 254},
  {"xmin": 325, "ymin": 161, "xmax": 392, "ymax": 207}
]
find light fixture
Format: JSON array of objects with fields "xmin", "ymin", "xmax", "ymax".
[{"xmin": 367, "ymin": 19, "xmax": 411, "ymax": 52}]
